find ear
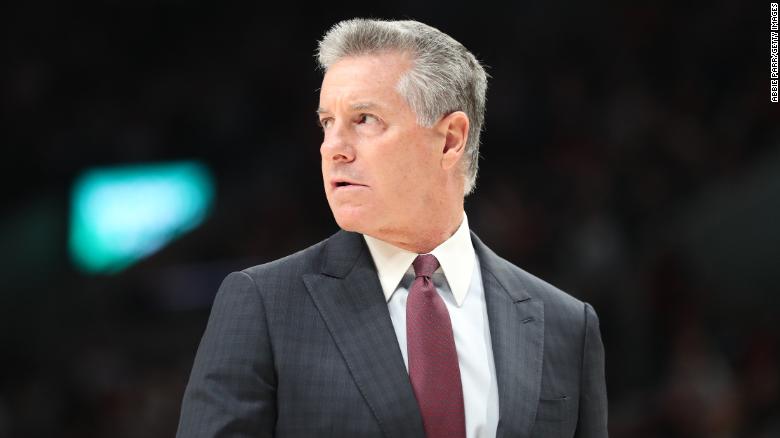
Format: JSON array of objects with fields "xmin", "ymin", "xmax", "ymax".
[{"xmin": 437, "ymin": 111, "xmax": 470, "ymax": 171}]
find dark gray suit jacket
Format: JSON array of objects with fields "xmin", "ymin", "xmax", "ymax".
[{"xmin": 176, "ymin": 229, "xmax": 608, "ymax": 437}]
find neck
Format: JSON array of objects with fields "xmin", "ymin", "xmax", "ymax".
[{"xmin": 374, "ymin": 205, "xmax": 464, "ymax": 254}]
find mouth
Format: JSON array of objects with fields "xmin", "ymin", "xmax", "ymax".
[{"xmin": 332, "ymin": 179, "xmax": 367, "ymax": 190}]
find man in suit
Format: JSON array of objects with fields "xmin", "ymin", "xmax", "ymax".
[{"xmin": 176, "ymin": 18, "xmax": 608, "ymax": 438}]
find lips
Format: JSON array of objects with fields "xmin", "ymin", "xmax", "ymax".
[{"xmin": 331, "ymin": 178, "xmax": 367, "ymax": 190}]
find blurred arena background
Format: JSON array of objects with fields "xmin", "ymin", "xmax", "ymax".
[{"xmin": 1, "ymin": 2, "xmax": 778, "ymax": 437}]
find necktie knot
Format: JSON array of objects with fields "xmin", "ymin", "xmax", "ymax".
[{"xmin": 412, "ymin": 254, "xmax": 439, "ymax": 279}]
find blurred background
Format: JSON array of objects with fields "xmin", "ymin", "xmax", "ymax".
[{"xmin": 1, "ymin": 1, "xmax": 778, "ymax": 437}]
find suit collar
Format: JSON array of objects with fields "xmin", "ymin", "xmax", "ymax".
[
  {"xmin": 471, "ymin": 231, "xmax": 544, "ymax": 438},
  {"xmin": 310, "ymin": 228, "xmax": 544, "ymax": 438},
  {"xmin": 319, "ymin": 228, "xmax": 365, "ymax": 278},
  {"xmin": 470, "ymin": 230, "xmax": 531, "ymax": 302},
  {"xmin": 305, "ymin": 229, "xmax": 425, "ymax": 438}
]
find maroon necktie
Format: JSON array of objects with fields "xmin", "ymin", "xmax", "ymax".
[{"xmin": 406, "ymin": 254, "xmax": 466, "ymax": 438}]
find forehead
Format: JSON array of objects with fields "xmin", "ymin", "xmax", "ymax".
[{"xmin": 318, "ymin": 52, "xmax": 413, "ymax": 111}]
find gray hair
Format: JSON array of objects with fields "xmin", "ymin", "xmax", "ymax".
[{"xmin": 316, "ymin": 18, "xmax": 489, "ymax": 196}]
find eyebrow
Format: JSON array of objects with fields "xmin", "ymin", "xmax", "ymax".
[{"xmin": 316, "ymin": 102, "xmax": 382, "ymax": 115}]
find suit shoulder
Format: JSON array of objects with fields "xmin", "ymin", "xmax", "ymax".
[
  {"xmin": 239, "ymin": 235, "xmax": 329, "ymax": 283},
  {"xmin": 487, "ymin": 253, "xmax": 589, "ymax": 322}
]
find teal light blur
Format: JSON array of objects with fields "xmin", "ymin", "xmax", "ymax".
[{"xmin": 69, "ymin": 161, "xmax": 215, "ymax": 274}]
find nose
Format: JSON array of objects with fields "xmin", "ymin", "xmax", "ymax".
[{"xmin": 320, "ymin": 120, "xmax": 355, "ymax": 163}]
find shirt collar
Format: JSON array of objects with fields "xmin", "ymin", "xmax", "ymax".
[{"xmin": 362, "ymin": 212, "xmax": 475, "ymax": 307}]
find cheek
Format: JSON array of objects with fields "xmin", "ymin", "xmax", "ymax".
[
  {"xmin": 395, "ymin": 135, "xmax": 437, "ymax": 178},
  {"xmin": 366, "ymin": 129, "xmax": 438, "ymax": 195},
  {"xmin": 374, "ymin": 148, "xmax": 415, "ymax": 185},
  {"xmin": 378, "ymin": 152, "xmax": 434, "ymax": 203}
]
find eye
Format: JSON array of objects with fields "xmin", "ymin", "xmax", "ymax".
[
  {"xmin": 357, "ymin": 114, "xmax": 379, "ymax": 125},
  {"xmin": 318, "ymin": 117, "xmax": 333, "ymax": 129}
]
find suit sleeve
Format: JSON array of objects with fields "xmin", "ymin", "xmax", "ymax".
[
  {"xmin": 176, "ymin": 271, "xmax": 277, "ymax": 438},
  {"xmin": 574, "ymin": 302, "xmax": 609, "ymax": 438}
]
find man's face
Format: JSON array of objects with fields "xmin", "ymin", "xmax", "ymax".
[{"xmin": 318, "ymin": 52, "xmax": 446, "ymax": 238}]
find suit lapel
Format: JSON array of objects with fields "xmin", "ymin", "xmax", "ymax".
[
  {"xmin": 472, "ymin": 231, "xmax": 545, "ymax": 438},
  {"xmin": 302, "ymin": 230, "xmax": 425, "ymax": 438}
]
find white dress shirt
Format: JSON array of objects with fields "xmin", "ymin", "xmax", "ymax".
[{"xmin": 363, "ymin": 212, "xmax": 500, "ymax": 438}]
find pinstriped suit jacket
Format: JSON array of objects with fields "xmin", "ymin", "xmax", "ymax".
[{"xmin": 176, "ymin": 229, "xmax": 608, "ymax": 437}]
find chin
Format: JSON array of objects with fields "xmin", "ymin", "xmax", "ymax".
[{"xmin": 330, "ymin": 205, "xmax": 371, "ymax": 234}]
